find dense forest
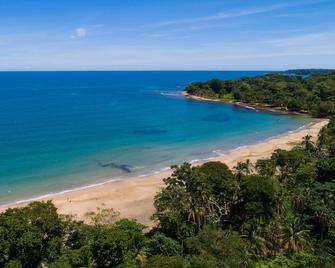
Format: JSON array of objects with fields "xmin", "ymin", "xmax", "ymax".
[
  {"xmin": 185, "ymin": 71, "xmax": 335, "ymax": 117},
  {"xmin": 283, "ymin": 69, "xmax": 335, "ymax": 76},
  {"xmin": 1, "ymin": 117, "xmax": 335, "ymax": 267}
]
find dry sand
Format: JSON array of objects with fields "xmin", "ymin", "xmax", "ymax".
[{"xmin": 0, "ymin": 119, "xmax": 328, "ymax": 226}]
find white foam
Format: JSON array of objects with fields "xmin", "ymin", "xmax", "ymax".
[
  {"xmin": 13, "ymin": 178, "xmax": 123, "ymax": 205},
  {"xmin": 137, "ymin": 174, "xmax": 150, "ymax": 178},
  {"xmin": 136, "ymin": 168, "xmax": 170, "ymax": 178},
  {"xmin": 229, "ymin": 145, "xmax": 248, "ymax": 152},
  {"xmin": 160, "ymin": 167, "xmax": 171, "ymax": 172},
  {"xmin": 297, "ymin": 124, "xmax": 307, "ymax": 130},
  {"xmin": 212, "ymin": 149, "xmax": 225, "ymax": 156},
  {"xmin": 160, "ymin": 91, "xmax": 183, "ymax": 97},
  {"xmin": 244, "ymin": 105, "xmax": 256, "ymax": 110}
]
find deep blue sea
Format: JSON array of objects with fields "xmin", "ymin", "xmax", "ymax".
[{"xmin": 0, "ymin": 71, "xmax": 310, "ymax": 204}]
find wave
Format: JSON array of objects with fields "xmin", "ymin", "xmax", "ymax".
[
  {"xmin": 212, "ymin": 149, "xmax": 225, "ymax": 156},
  {"xmin": 13, "ymin": 178, "xmax": 123, "ymax": 205},
  {"xmin": 212, "ymin": 145, "xmax": 248, "ymax": 156},
  {"xmin": 297, "ymin": 124, "xmax": 307, "ymax": 130},
  {"xmin": 160, "ymin": 91, "xmax": 183, "ymax": 97},
  {"xmin": 243, "ymin": 105, "xmax": 257, "ymax": 110},
  {"xmin": 160, "ymin": 167, "xmax": 171, "ymax": 172},
  {"xmin": 137, "ymin": 166, "xmax": 171, "ymax": 178},
  {"xmin": 230, "ymin": 145, "xmax": 248, "ymax": 152}
]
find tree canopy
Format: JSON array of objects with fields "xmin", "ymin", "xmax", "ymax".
[{"xmin": 185, "ymin": 71, "xmax": 335, "ymax": 117}]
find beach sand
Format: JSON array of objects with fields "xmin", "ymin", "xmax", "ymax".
[{"xmin": 0, "ymin": 119, "xmax": 328, "ymax": 226}]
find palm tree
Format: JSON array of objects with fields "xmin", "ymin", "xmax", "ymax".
[
  {"xmin": 256, "ymin": 159, "xmax": 276, "ymax": 177},
  {"xmin": 135, "ymin": 250, "xmax": 147, "ymax": 268},
  {"xmin": 317, "ymin": 126, "xmax": 327, "ymax": 149},
  {"xmin": 279, "ymin": 217, "xmax": 311, "ymax": 253},
  {"xmin": 186, "ymin": 187, "xmax": 217, "ymax": 231},
  {"xmin": 246, "ymin": 230, "xmax": 271, "ymax": 259},
  {"xmin": 291, "ymin": 187, "xmax": 311, "ymax": 211},
  {"xmin": 301, "ymin": 135, "xmax": 316, "ymax": 154},
  {"xmin": 234, "ymin": 159, "xmax": 253, "ymax": 178}
]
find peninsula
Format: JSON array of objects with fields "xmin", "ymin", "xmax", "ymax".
[{"xmin": 185, "ymin": 70, "xmax": 335, "ymax": 117}]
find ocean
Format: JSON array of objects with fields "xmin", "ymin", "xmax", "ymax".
[{"xmin": 0, "ymin": 71, "xmax": 310, "ymax": 204}]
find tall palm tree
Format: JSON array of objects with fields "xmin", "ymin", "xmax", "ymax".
[
  {"xmin": 279, "ymin": 217, "xmax": 311, "ymax": 253},
  {"xmin": 187, "ymin": 188, "xmax": 217, "ymax": 231},
  {"xmin": 317, "ymin": 126, "xmax": 328, "ymax": 149},
  {"xmin": 246, "ymin": 230, "xmax": 271, "ymax": 259},
  {"xmin": 256, "ymin": 159, "xmax": 276, "ymax": 177},
  {"xmin": 135, "ymin": 250, "xmax": 147, "ymax": 268},
  {"xmin": 234, "ymin": 159, "xmax": 253, "ymax": 178},
  {"xmin": 301, "ymin": 134, "xmax": 316, "ymax": 154}
]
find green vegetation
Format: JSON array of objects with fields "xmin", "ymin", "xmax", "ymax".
[
  {"xmin": 185, "ymin": 71, "xmax": 335, "ymax": 117},
  {"xmin": 1, "ymin": 118, "xmax": 335, "ymax": 267},
  {"xmin": 283, "ymin": 69, "xmax": 335, "ymax": 76}
]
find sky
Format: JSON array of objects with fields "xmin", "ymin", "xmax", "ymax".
[{"xmin": 0, "ymin": 0, "xmax": 334, "ymax": 70}]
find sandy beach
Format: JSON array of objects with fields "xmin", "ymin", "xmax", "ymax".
[{"xmin": 0, "ymin": 119, "xmax": 328, "ymax": 226}]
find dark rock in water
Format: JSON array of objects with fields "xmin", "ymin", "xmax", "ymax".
[{"xmin": 97, "ymin": 161, "xmax": 132, "ymax": 173}]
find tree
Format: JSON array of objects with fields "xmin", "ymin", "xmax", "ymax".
[
  {"xmin": 234, "ymin": 159, "xmax": 253, "ymax": 178},
  {"xmin": 316, "ymin": 157, "xmax": 335, "ymax": 182},
  {"xmin": 288, "ymin": 99, "xmax": 302, "ymax": 112},
  {"xmin": 153, "ymin": 163, "xmax": 216, "ymax": 238},
  {"xmin": 301, "ymin": 135, "xmax": 316, "ymax": 154},
  {"xmin": 4, "ymin": 260, "xmax": 22, "ymax": 268},
  {"xmin": 232, "ymin": 175, "xmax": 278, "ymax": 230},
  {"xmin": 279, "ymin": 216, "xmax": 311, "ymax": 254},
  {"xmin": 198, "ymin": 162, "xmax": 239, "ymax": 222},
  {"xmin": 145, "ymin": 233, "xmax": 182, "ymax": 257},
  {"xmin": 186, "ymin": 226, "xmax": 250, "ymax": 267},
  {"xmin": 256, "ymin": 252, "xmax": 319, "ymax": 268},
  {"xmin": 256, "ymin": 159, "xmax": 276, "ymax": 177},
  {"xmin": 271, "ymin": 149, "xmax": 310, "ymax": 184},
  {"xmin": 0, "ymin": 201, "xmax": 63, "ymax": 268},
  {"xmin": 144, "ymin": 255, "xmax": 184, "ymax": 268},
  {"xmin": 89, "ymin": 219, "xmax": 146, "ymax": 267}
]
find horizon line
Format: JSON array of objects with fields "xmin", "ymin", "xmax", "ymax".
[{"xmin": 0, "ymin": 68, "xmax": 332, "ymax": 72}]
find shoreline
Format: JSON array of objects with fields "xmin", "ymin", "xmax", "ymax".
[
  {"xmin": 183, "ymin": 92, "xmax": 310, "ymax": 115},
  {"xmin": 0, "ymin": 119, "xmax": 311, "ymax": 208},
  {"xmin": 0, "ymin": 118, "xmax": 328, "ymax": 226}
]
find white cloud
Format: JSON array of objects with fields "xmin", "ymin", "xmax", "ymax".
[
  {"xmin": 276, "ymin": 13, "xmax": 310, "ymax": 17},
  {"xmin": 71, "ymin": 27, "xmax": 88, "ymax": 39},
  {"xmin": 144, "ymin": 0, "xmax": 328, "ymax": 29},
  {"xmin": 263, "ymin": 32, "xmax": 335, "ymax": 47},
  {"xmin": 145, "ymin": 5, "xmax": 283, "ymax": 28}
]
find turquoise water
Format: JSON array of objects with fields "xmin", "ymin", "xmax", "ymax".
[{"xmin": 0, "ymin": 71, "xmax": 310, "ymax": 204}]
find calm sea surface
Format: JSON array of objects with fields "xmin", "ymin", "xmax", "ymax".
[{"xmin": 0, "ymin": 71, "xmax": 310, "ymax": 204}]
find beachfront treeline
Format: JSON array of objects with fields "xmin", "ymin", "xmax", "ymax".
[
  {"xmin": 1, "ymin": 118, "xmax": 335, "ymax": 267},
  {"xmin": 185, "ymin": 70, "xmax": 335, "ymax": 117}
]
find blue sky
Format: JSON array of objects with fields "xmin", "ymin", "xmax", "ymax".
[{"xmin": 0, "ymin": 0, "xmax": 334, "ymax": 70}]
